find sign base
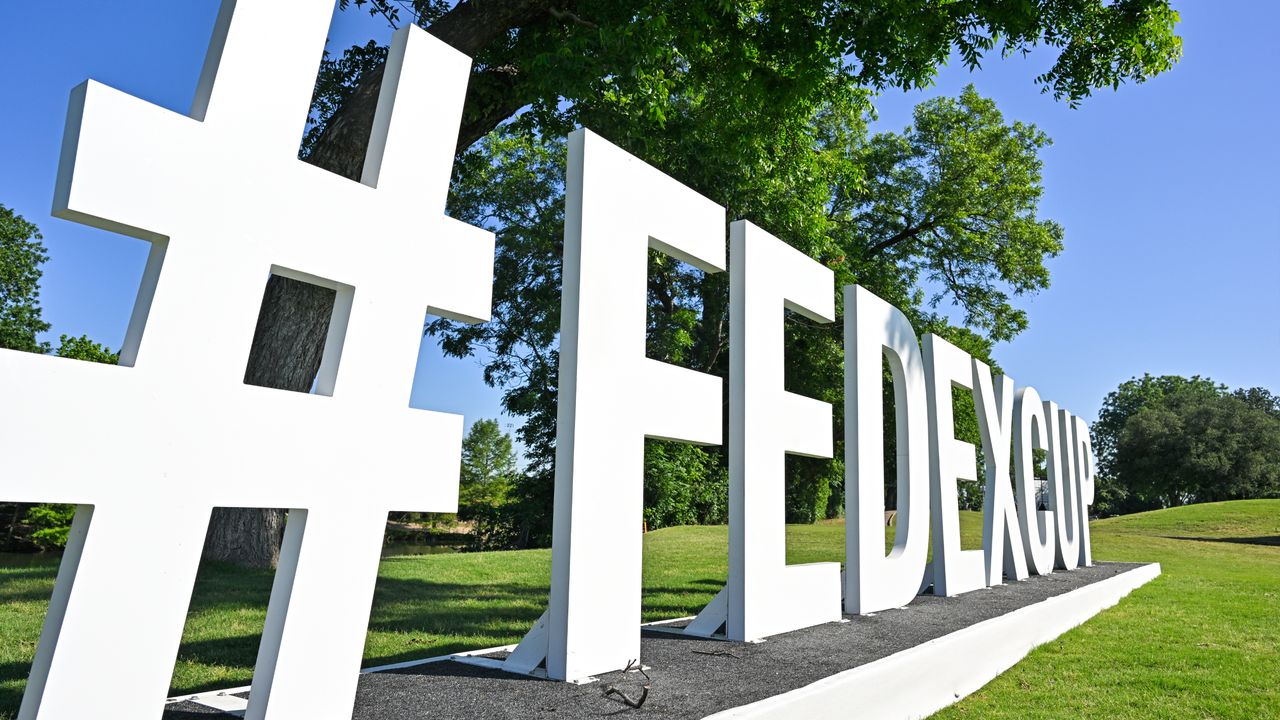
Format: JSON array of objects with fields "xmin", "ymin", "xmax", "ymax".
[{"xmin": 163, "ymin": 562, "xmax": 1158, "ymax": 719}]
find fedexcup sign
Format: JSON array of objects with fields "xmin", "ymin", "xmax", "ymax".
[
  {"xmin": 0, "ymin": 1, "xmax": 1095, "ymax": 719},
  {"xmin": 503, "ymin": 131, "xmax": 1097, "ymax": 683}
]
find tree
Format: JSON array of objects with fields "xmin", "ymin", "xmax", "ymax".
[
  {"xmin": 457, "ymin": 419, "xmax": 519, "ymax": 548},
  {"xmin": 836, "ymin": 86, "xmax": 1064, "ymax": 341},
  {"xmin": 1091, "ymin": 373, "xmax": 1220, "ymax": 514},
  {"xmin": 212, "ymin": 0, "xmax": 1182, "ymax": 560},
  {"xmin": 460, "ymin": 418, "xmax": 518, "ymax": 486},
  {"xmin": 1232, "ymin": 386, "xmax": 1280, "ymax": 418},
  {"xmin": 1093, "ymin": 374, "xmax": 1280, "ymax": 514},
  {"xmin": 56, "ymin": 334, "xmax": 120, "ymax": 364},
  {"xmin": 0, "ymin": 204, "xmax": 51, "ymax": 354}
]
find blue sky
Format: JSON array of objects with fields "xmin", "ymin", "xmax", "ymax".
[
  {"xmin": 865, "ymin": 0, "xmax": 1280, "ymax": 420},
  {"xmin": 0, "ymin": 0, "xmax": 1276, "ymax": 439}
]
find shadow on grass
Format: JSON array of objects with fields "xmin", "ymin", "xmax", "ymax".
[
  {"xmin": 4, "ymin": 564, "xmax": 722, "ymax": 713},
  {"xmin": 170, "ymin": 570, "xmax": 555, "ymax": 684},
  {"xmin": 0, "ymin": 584, "xmax": 59, "ymax": 604},
  {"xmin": 0, "ymin": 661, "xmax": 35, "ymax": 715},
  {"xmin": 1165, "ymin": 535, "xmax": 1280, "ymax": 548},
  {"xmin": 641, "ymin": 580, "xmax": 723, "ymax": 620}
]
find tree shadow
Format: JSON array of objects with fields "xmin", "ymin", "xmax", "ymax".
[
  {"xmin": 0, "ymin": 661, "xmax": 36, "ymax": 713},
  {"xmin": 641, "ymin": 580, "xmax": 722, "ymax": 620},
  {"xmin": 3, "ymin": 559, "xmax": 732, "ymax": 715},
  {"xmin": 1164, "ymin": 535, "xmax": 1280, "ymax": 547},
  {"xmin": 165, "ymin": 573, "xmax": 554, "ymax": 687}
]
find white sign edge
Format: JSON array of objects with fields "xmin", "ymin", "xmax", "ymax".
[{"xmin": 701, "ymin": 562, "xmax": 1162, "ymax": 720}]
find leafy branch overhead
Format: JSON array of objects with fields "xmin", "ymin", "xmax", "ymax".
[
  {"xmin": 836, "ymin": 86, "xmax": 1064, "ymax": 342},
  {"xmin": 228, "ymin": 0, "xmax": 1182, "ymax": 557},
  {"xmin": 312, "ymin": 0, "xmax": 1182, "ymax": 178}
]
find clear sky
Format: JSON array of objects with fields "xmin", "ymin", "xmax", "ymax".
[{"xmin": 0, "ymin": 1, "xmax": 1276, "ymax": 438}]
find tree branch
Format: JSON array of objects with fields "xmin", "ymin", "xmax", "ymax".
[
  {"xmin": 864, "ymin": 217, "xmax": 935, "ymax": 259},
  {"xmin": 305, "ymin": 0, "xmax": 572, "ymax": 181},
  {"xmin": 428, "ymin": 0, "xmax": 566, "ymax": 56}
]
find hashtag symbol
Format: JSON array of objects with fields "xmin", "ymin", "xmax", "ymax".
[{"xmin": 1, "ymin": 2, "xmax": 492, "ymax": 718}]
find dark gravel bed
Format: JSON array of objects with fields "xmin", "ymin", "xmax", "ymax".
[{"xmin": 163, "ymin": 562, "xmax": 1147, "ymax": 719}]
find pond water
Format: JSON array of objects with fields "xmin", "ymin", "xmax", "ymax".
[
  {"xmin": 380, "ymin": 543, "xmax": 461, "ymax": 557},
  {"xmin": 0, "ymin": 551, "xmax": 61, "ymax": 567}
]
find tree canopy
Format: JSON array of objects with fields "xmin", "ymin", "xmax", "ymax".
[
  {"xmin": 320, "ymin": 0, "xmax": 1182, "ymax": 172},
  {"xmin": 55, "ymin": 334, "xmax": 120, "ymax": 364},
  {"xmin": 457, "ymin": 418, "xmax": 520, "ymax": 548},
  {"xmin": 461, "ymin": 418, "xmax": 519, "ymax": 487},
  {"xmin": 216, "ymin": 0, "xmax": 1185, "ymax": 558},
  {"xmin": 427, "ymin": 72, "xmax": 1059, "ymax": 534},
  {"xmin": 1093, "ymin": 375, "xmax": 1280, "ymax": 515},
  {"xmin": 0, "ymin": 204, "xmax": 52, "ymax": 355}
]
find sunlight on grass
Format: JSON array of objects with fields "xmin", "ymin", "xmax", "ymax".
[{"xmin": 1, "ymin": 501, "xmax": 1276, "ymax": 719}]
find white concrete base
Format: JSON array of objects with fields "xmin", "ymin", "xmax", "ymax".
[{"xmin": 703, "ymin": 562, "xmax": 1161, "ymax": 720}]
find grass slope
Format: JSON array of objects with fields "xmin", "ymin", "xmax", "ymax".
[
  {"xmin": 0, "ymin": 501, "xmax": 1276, "ymax": 718},
  {"xmin": 934, "ymin": 500, "xmax": 1280, "ymax": 720}
]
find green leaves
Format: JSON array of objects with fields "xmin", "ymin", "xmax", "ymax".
[
  {"xmin": 827, "ymin": 0, "xmax": 1181, "ymax": 106},
  {"xmin": 22, "ymin": 504, "xmax": 77, "ymax": 550},
  {"xmin": 833, "ymin": 85, "xmax": 1063, "ymax": 343},
  {"xmin": 55, "ymin": 334, "xmax": 119, "ymax": 364},
  {"xmin": 315, "ymin": 0, "xmax": 1184, "ymax": 538},
  {"xmin": 460, "ymin": 418, "xmax": 519, "ymax": 489},
  {"xmin": 1093, "ymin": 375, "xmax": 1280, "ymax": 515},
  {"xmin": 0, "ymin": 204, "xmax": 51, "ymax": 355},
  {"xmin": 458, "ymin": 419, "xmax": 521, "ymax": 549}
]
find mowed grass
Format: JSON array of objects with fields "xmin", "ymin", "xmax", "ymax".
[
  {"xmin": 1, "ymin": 501, "xmax": 1277, "ymax": 718},
  {"xmin": 935, "ymin": 500, "xmax": 1280, "ymax": 720}
]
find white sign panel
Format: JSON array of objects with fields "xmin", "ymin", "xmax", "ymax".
[
  {"xmin": 844, "ymin": 285, "xmax": 931, "ymax": 615},
  {"xmin": 686, "ymin": 220, "xmax": 842, "ymax": 641},
  {"xmin": 1, "ymin": 1, "xmax": 493, "ymax": 718},
  {"xmin": 506, "ymin": 129, "xmax": 725, "ymax": 682}
]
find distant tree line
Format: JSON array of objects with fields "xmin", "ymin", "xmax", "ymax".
[{"xmin": 1092, "ymin": 374, "xmax": 1280, "ymax": 516}]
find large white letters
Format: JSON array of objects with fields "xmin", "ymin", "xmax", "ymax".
[
  {"xmin": 687, "ymin": 222, "xmax": 840, "ymax": 640},
  {"xmin": 1046, "ymin": 403, "xmax": 1082, "ymax": 570},
  {"xmin": 1013, "ymin": 387, "xmax": 1057, "ymax": 575},
  {"xmin": 1, "ymin": 3, "xmax": 1109, "ymax": 691},
  {"xmin": 845, "ymin": 286, "xmax": 930, "ymax": 614},
  {"xmin": 507, "ymin": 129, "xmax": 726, "ymax": 681},
  {"xmin": 923, "ymin": 334, "xmax": 987, "ymax": 596},
  {"xmin": 973, "ymin": 362, "xmax": 1030, "ymax": 585},
  {"xmin": 1072, "ymin": 415, "xmax": 1096, "ymax": 567}
]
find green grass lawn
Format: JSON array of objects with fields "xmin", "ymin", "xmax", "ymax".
[{"xmin": 1, "ymin": 500, "xmax": 1276, "ymax": 718}]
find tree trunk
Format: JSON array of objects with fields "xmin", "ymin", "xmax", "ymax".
[
  {"xmin": 202, "ymin": 506, "xmax": 286, "ymax": 569},
  {"xmin": 203, "ymin": 277, "xmax": 334, "ymax": 568},
  {"xmin": 203, "ymin": 0, "xmax": 564, "ymax": 567},
  {"xmin": 242, "ymin": 276, "xmax": 335, "ymax": 391}
]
